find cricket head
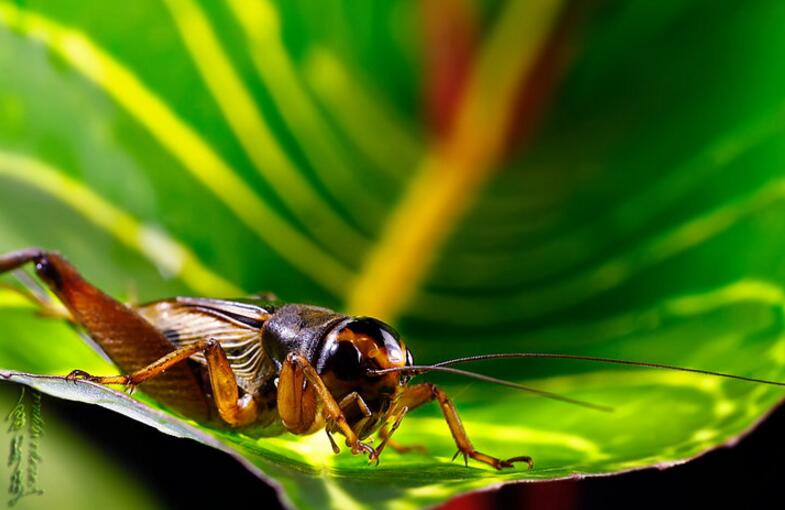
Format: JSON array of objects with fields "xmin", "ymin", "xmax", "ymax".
[{"xmin": 315, "ymin": 317, "xmax": 413, "ymax": 437}]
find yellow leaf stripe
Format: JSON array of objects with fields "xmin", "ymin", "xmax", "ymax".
[
  {"xmin": 162, "ymin": 0, "xmax": 369, "ymax": 254},
  {"xmin": 0, "ymin": 288, "xmax": 32, "ymax": 309},
  {"xmin": 347, "ymin": 0, "xmax": 566, "ymax": 319},
  {"xmin": 0, "ymin": 2, "xmax": 352, "ymax": 296},
  {"xmin": 302, "ymin": 48, "xmax": 423, "ymax": 181},
  {"xmin": 225, "ymin": 0, "xmax": 388, "ymax": 231},
  {"xmin": 0, "ymin": 151, "xmax": 241, "ymax": 297}
]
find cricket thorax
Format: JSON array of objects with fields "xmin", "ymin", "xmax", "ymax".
[{"xmin": 260, "ymin": 303, "xmax": 348, "ymax": 369}]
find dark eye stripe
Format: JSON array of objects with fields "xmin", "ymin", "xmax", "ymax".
[{"xmin": 330, "ymin": 341, "xmax": 362, "ymax": 380}]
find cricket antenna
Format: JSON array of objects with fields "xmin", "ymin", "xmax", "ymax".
[
  {"xmin": 369, "ymin": 352, "xmax": 785, "ymax": 389},
  {"xmin": 367, "ymin": 364, "xmax": 613, "ymax": 412}
]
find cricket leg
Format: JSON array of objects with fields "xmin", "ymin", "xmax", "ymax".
[
  {"xmin": 0, "ymin": 248, "xmax": 209, "ymax": 419},
  {"xmin": 338, "ymin": 391, "xmax": 372, "ymax": 418},
  {"xmin": 376, "ymin": 406, "xmax": 427, "ymax": 457},
  {"xmin": 68, "ymin": 339, "xmax": 258, "ymax": 427},
  {"xmin": 397, "ymin": 383, "xmax": 533, "ymax": 470},
  {"xmin": 277, "ymin": 352, "xmax": 376, "ymax": 460},
  {"xmin": 324, "ymin": 392, "xmax": 374, "ymax": 455},
  {"xmin": 374, "ymin": 406, "xmax": 411, "ymax": 461}
]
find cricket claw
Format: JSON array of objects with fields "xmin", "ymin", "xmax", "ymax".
[
  {"xmin": 65, "ymin": 369, "xmax": 133, "ymax": 388},
  {"xmin": 66, "ymin": 369, "xmax": 92, "ymax": 382},
  {"xmin": 350, "ymin": 440, "xmax": 377, "ymax": 463},
  {"xmin": 452, "ymin": 449, "xmax": 534, "ymax": 470},
  {"xmin": 500, "ymin": 456, "xmax": 534, "ymax": 470}
]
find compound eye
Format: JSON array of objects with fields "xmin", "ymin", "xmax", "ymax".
[
  {"xmin": 379, "ymin": 327, "xmax": 404, "ymax": 364},
  {"xmin": 400, "ymin": 349, "xmax": 414, "ymax": 384},
  {"xmin": 329, "ymin": 341, "xmax": 362, "ymax": 380}
]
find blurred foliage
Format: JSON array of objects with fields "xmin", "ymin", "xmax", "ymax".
[{"xmin": 1, "ymin": 0, "xmax": 785, "ymax": 508}]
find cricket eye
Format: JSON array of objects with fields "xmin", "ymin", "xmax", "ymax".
[{"xmin": 329, "ymin": 341, "xmax": 362, "ymax": 380}]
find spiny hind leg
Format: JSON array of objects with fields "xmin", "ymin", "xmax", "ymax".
[
  {"xmin": 397, "ymin": 383, "xmax": 533, "ymax": 470},
  {"xmin": 0, "ymin": 248, "xmax": 209, "ymax": 419},
  {"xmin": 0, "ymin": 248, "xmax": 159, "ymax": 339},
  {"xmin": 68, "ymin": 339, "xmax": 258, "ymax": 427},
  {"xmin": 0, "ymin": 250, "xmax": 74, "ymax": 322}
]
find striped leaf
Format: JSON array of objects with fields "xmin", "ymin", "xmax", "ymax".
[{"xmin": 1, "ymin": 1, "xmax": 785, "ymax": 508}]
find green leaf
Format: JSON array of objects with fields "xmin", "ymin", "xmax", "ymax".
[{"xmin": 2, "ymin": 0, "xmax": 785, "ymax": 509}]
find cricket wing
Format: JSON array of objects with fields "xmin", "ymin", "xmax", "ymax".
[{"xmin": 135, "ymin": 297, "xmax": 275, "ymax": 394}]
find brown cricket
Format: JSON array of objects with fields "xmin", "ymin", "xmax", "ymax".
[{"xmin": 2, "ymin": 248, "xmax": 785, "ymax": 470}]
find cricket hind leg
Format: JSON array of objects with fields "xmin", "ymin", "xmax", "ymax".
[
  {"xmin": 0, "ymin": 252, "xmax": 73, "ymax": 322},
  {"xmin": 396, "ymin": 383, "xmax": 533, "ymax": 470},
  {"xmin": 0, "ymin": 248, "xmax": 210, "ymax": 420},
  {"xmin": 69, "ymin": 339, "xmax": 259, "ymax": 427}
]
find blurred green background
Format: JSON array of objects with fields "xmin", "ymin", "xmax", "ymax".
[{"xmin": 1, "ymin": 0, "xmax": 785, "ymax": 508}]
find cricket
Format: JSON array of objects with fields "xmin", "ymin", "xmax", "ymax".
[{"xmin": 2, "ymin": 248, "xmax": 785, "ymax": 470}]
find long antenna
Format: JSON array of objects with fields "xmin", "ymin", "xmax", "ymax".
[
  {"xmin": 367, "ymin": 364, "xmax": 612, "ymax": 412},
  {"xmin": 371, "ymin": 352, "xmax": 785, "ymax": 388}
]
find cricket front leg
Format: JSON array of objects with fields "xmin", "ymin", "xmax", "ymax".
[
  {"xmin": 68, "ymin": 339, "xmax": 258, "ymax": 427},
  {"xmin": 323, "ymin": 392, "xmax": 374, "ymax": 454},
  {"xmin": 398, "ymin": 383, "xmax": 533, "ymax": 470},
  {"xmin": 277, "ymin": 352, "xmax": 376, "ymax": 460}
]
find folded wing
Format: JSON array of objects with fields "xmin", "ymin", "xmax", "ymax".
[{"xmin": 136, "ymin": 297, "xmax": 275, "ymax": 395}]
